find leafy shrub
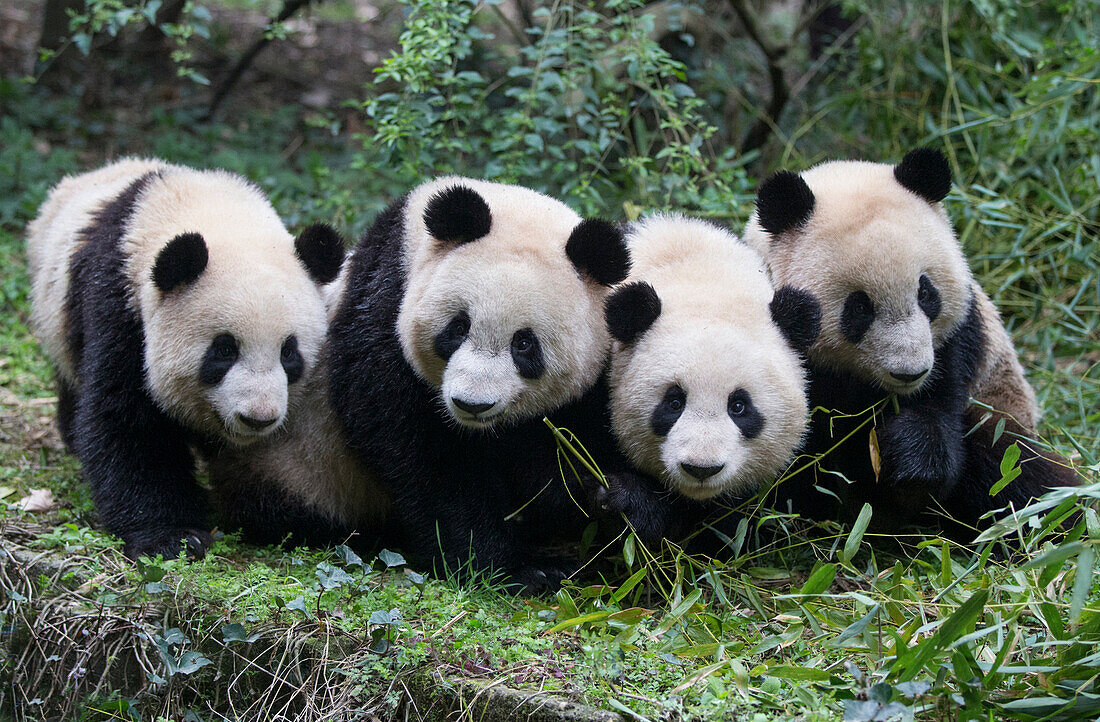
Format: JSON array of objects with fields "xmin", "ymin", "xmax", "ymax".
[{"xmin": 362, "ymin": 0, "xmax": 751, "ymax": 216}]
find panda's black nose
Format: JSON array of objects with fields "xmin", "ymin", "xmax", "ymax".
[
  {"xmin": 452, "ymin": 398, "xmax": 496, "ymax": 415},
  {"xmin": 890, "ymin": 369, "xmax": 929, "ymax": 383},
  {"xmin": 238, "ymin": 413, "xmax": 278, "ymax": 430},
  {"xmin": 680, "ymin": 463, "xmax": 725, "ymax": 481}
]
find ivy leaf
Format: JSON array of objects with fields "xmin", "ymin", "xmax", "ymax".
[
  {"xmin": 377, "ymin": 549, "xmax": 406, "ymax": 568},
  {"xmin": 221, "ymin": 623, "xmax": 261, "ymax": 644},
  {"xmin": 285, "ymin": 596, "xmax": 313, "ymax": 619},
  {"xmin": 334, "ymin": 545, "xmax": 365, "ymax": 569},
  {"xmin": 316, "ymin": 562, "xmax": 354, "ymax": 590}
]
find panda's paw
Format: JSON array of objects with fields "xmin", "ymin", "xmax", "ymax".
[
  {"xmin": 125, "ymin": 528, "xmax": 213, "ymax": 561},
  {"xmin": 507, "ymin": 557, "xmax": 575, "ymax": 595},
  {"xmin": 596, "ymin": 474, "xmax": 669, "ymax": 545},
  {"xmin": 879, "ymin": 411, "xmax": 962, "ymax": 490}
]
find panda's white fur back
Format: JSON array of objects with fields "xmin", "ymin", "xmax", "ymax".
[
  {"xmin": 610, "ymin": 215, "xmax": 809, "ymax": 499},
  {"xmin": 396, "ymin": 177, "xmax": 610, "ymax": 427},
  {"xmin": 27, "ymin": 157, "xmax": 169, "ymax": 382}
]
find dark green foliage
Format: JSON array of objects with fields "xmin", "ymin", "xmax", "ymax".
[{"xmin": 364, "ymin": 0, "xmax": 751, "ymax": 215}]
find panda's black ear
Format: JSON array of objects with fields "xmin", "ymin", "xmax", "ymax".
[
  {"xmin": 424, "ymin": 185, "xmax": 492, "ymax": 246},
  {"xmin": 755, "ymin": 170, "xmax": 815, "ymax": 240},
  {"xmin": 606, "ymin": 281, "xmax": 661, "ymax": 345},
  {"xmin": 153, "ymin": 232, "xmax": 208, "ymax": 293},
  {"xmin": 894, "ymin": 147, "xmax": 951, "ymax": 203},
  {"xmin": 770, "ymin": 286, "xmax": 822, "ymax": 353},
  {"xmin": 295, "ymin": 223, "xmax": 345, "ymax": 285},
  {"xmin": 567, "ymin": 219, "xmax": 630, "ymax": 287}
]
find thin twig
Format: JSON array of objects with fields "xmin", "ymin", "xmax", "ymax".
[{"xmin": 206, "ymin": 0, "xmax": 317, "ymax": 118}]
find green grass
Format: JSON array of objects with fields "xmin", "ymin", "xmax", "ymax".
[{"xmin": 2, "ymin": 2, "xmax": 1099, "ymax": 718}]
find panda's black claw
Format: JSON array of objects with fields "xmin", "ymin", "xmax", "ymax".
[
  {"xmin": 125, "ymin": 527, "xmax": 213, "ymax": 561},
  {"xmin": 596, "ymin": 473, "xmax": 671, "ymax": 545},
  {"xmin": 595, "ymin": 484, "xmax": 612, "ymax": 511},
  {"xmin": 507, "ymin": 557, "xmax": 575, "ymax": 595}
]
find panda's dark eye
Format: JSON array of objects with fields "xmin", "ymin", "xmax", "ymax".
[
  {"xmin": 511, "ymin": 327, "xmax": 545, "ymax": 380},
  {"xmin": 841, "ymin": 290, "xmax": 875, "ymax": 344},
  {"xmin": 281, "ymin": 335, "xmax": 304, "ymax": 384},
  {"xmin": 917, "ymin": 274, "xmax": 941, "ymax": 321},
  {"xmin": 200, "ymin": 334, "xmax": 239, "ymax": 385},
  {"xmin": 434, "ymin": 311, "xmax": 470, "ymax": 361},
  {"xmin": 214, "ymin": 337, "xmax": 236, "ymax": 359},
  {"xmin": 651, "ymin": 385, "xmax": 686, "ymax": 437},
  {"xmin": 728, "ymin": 389, "xmax": 764, "ymax": 438}
]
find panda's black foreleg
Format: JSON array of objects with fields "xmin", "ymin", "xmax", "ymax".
[
  {"xmin": 74, "ymin": 378, "xmax": 211, "ymax": 560},
  {"xmin": 73, "ymin": 248, "xmax": 211, "ymax": 560},
  {"xmin": 56, "ymin": 376, "xmax": 79, "ymax": 453},
  {"xmin": 879, "ymin": 403, "xmax": 965, "ymax": 492},
  {"xmin": 596, "ymin": 470, "xmax": 673, "ymax": 547},
  {"xmin": 945, "ymin": 409, "xmax": 1079, "ymax": 532}
]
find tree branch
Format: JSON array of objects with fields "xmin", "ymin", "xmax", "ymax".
[
  {"xmin": 727, "ymin": 0, "xmax": 829, "ymax": 155},
  {"xmin": 206, "ymin": 0, "xmax": 317, "ymax": 118}
]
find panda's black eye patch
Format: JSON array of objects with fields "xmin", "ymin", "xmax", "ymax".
[
  {"xmin": 200, "ymin": 333, "xmax": 239, "ymax": 385},
  {"xmin": 651, "ymin": 385, "xmax": 686, "ymax": 437},
  {"xmin": 434, "ymin": 311, "xmax": 470, "ymax": 361},
  {"xmin": 728, "ymin": 388, "xmax": 764, "ymax": 439},
  {"xmin": 841, "ymin": 290, "xmax": 875, "ymax": 344},
  {"xmin": 511, "ymin": 327, "xmax": 545, "ymax": 380},
  {"xmin": 917, "ymin": 274, "xmax": 941, "ymax": 321},
  {"xmin": 281, "ymin": 335, "xmax": 304, "ymax": 385}
]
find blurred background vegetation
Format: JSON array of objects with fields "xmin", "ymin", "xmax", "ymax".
[{"xmin": 1, "ymin": 1, "xmax": 1098, "ymax": 720}]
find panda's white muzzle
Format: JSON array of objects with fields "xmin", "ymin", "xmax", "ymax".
[
  {"xmin": 216, "ymin": 364, "xmax": 289, "ymax": 442},
  {"xmin": 440, "ymin": 344, "xmax": 522, "ymax": 428},
  {"xmin": 865, "ymin": 313, "xmax": 935, "ymax": 395}
]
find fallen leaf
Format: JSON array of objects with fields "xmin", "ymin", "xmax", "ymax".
[
  {"xmin": 868, "ymin": 427, "xmax": 881, "ymax": 481},
  {"xmin": 14, "ymin": 488, "xmax": 56, "ymax": 512}
]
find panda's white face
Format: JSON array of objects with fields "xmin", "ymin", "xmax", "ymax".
[
  {"xmin": 145, "ymin": 250, "xmax": 329, "ymax": 445},
  {"xmin": 612, "ymin": 324, "xmax": 808, "ymax": 500},
  {"xmin": 126, "ymin": 170, "xmax": 343, "ymax": 445},
  {"xmin": 743, "ymin": 153, "xmax": 973, "ymax": 396},
  {"xmin": 397, "ymin": 179, "xmax": 628, "ymax": 430},
  {"xmin": 607, "ymin": 215, "xmax": 813, "ymax": 500},
  {"xmin": 417, "ymin": 257, "xmax": 605, "ymax": 429}
]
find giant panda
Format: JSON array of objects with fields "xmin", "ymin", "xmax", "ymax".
[
  {"xmin": 26, "ymin": 158, "xmax": 345, "ymax": 559},
  {"xmin": 327, "ymin": 178, "xmax": 630, "ymax": 590},
  {"xmin": 597, "ymin": 214, "xmax": 821, "ymax": 547},
  {"xmin": 741, "ymin": 148, "xmax": 1079, "ymax": 535},
  {"xmin": 207, "ymin": 264, "xmax": 390, "ymax": 551}
]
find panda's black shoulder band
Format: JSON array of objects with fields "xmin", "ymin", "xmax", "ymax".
[
  {"xmin": 567, "ymin": 219, "xmax": 630, "ymax": 286},
  {"xmin": 424, "ymin": 185, "xmax": 492, "ymax": 245},
  {"xmin": 894, "ymin": 147, "xmax": 951, "ymax": 203},
  {"xmin": 153, "ymin": 232, "xmax": 208, "ymax": 292},
  {"xmin": 755, "ymin": 170, "xmax": 815, "ymax": 238},
  {"xmin": 606, "ymin": 281, "xmax": 661, "ymax": 345}
]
